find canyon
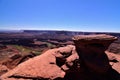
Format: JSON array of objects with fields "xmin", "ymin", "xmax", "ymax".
[{"xmin": 0, "ymin": 34, "xmax": 120, "ymax": 80}]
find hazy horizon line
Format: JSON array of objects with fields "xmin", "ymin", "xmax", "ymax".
[{"xmin": 0, "ymin": 29, "xmax": 120, "ymax": 33}]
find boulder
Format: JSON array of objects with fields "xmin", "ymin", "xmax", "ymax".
[{"xmin": 0, "ymin": 45, "xmax": 79, "ymax": 80}]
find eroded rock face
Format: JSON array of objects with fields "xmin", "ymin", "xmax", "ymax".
[
  {"xmin": 1, "ymin": 53, "xmax": 36, "ymax": 70},
  {"xmin": 0, "ymin": 45, "xmax": 79, "ymax": 80},
  {"xmin": 73, "ymin": 34, "xmax": 117, "ymax": 74},
  {"xmin": 1, "ymin": 34, "xmax": 120, "ymax": 80},
  {"xmin": 106, "ymin": 51, "xmax": 120, "ymax": 73},
  {"xmin": 0, "ymin": 65, "xmax": 9, "ymax": 76}
]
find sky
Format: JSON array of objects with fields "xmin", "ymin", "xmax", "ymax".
[{"xmin": 0, "ymin": 0, "xmax": 120, "ymax": 32}]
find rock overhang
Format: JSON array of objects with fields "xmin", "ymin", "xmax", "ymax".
[{"xmin": 72, "ymin": 34, "xmax": 117, "ymax": 41}]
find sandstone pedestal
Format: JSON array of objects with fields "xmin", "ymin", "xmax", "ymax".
[{"xmin": 73, "ymin": 34, "xmax": 117, "ymax": 74}]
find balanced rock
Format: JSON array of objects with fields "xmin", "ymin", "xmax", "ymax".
[{"xmin": 73, "ymin": 34, "xmax": 117, "ymax": 74}]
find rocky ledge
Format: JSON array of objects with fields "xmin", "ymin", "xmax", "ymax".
[{"xmin": 0, "ymin": 34, "xmax": 120, "ymax": 80}]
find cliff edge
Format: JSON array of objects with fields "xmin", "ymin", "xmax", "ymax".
[{"xmin": 1, "ymin": 34, "xmax": 120, "ymax": 80}]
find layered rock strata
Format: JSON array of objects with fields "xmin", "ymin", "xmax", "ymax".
[{"xmin": 1, "ymin": 34, "xmax": 120, "ymax": 80}]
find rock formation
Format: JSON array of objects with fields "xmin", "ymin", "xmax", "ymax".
[
  {"xmin": 0, "ymin": 65, "xmax": 9, "ymax": 76},
  {"xmin": 1, "ymin": 52, "xmax": 36, "ymax": 70},
  {"xmin": 106, "ymin": 51, "xmax": 120, "ymax": 73},
  {"xmin": 0, "ymin": 45, "xmax": 79, "ymax": 80},
  {"xmin": 72, "ymin": 34, "xmax": 117, "ymax": 74},
  {"xmin": 1, "ymin": 34, "xmax": 120, "ymax": 80}
]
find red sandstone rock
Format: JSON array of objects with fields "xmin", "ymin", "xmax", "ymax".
[
  {"xmin": 106, "ymin": 51, "xmax": 120, "ymax": 73},
  {"xmin": 0, "ymin": 65, "xmax": 9, "ymax": 76},
  {"xmin": 1, "ymin": 34, "xmax": 120, "ymax": 80},
  {"xmin": 1, "ymin": 45, "xmax": 78, "ymax": 80},
  {"xmin": 73, "ymin": 34, "xmax": 117, "ymax": 74},
  {"xmin": 2, "ymin": 53, "xmax": 36, "ymax": 70}
]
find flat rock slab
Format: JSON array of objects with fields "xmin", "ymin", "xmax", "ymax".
[
  {"xmin": 73, "ymin": 34, "xmax": 117, "ymax": 41},
  {"xmin": 73, "ymin": 34, "xmax": 118, "ymax": 50}
]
